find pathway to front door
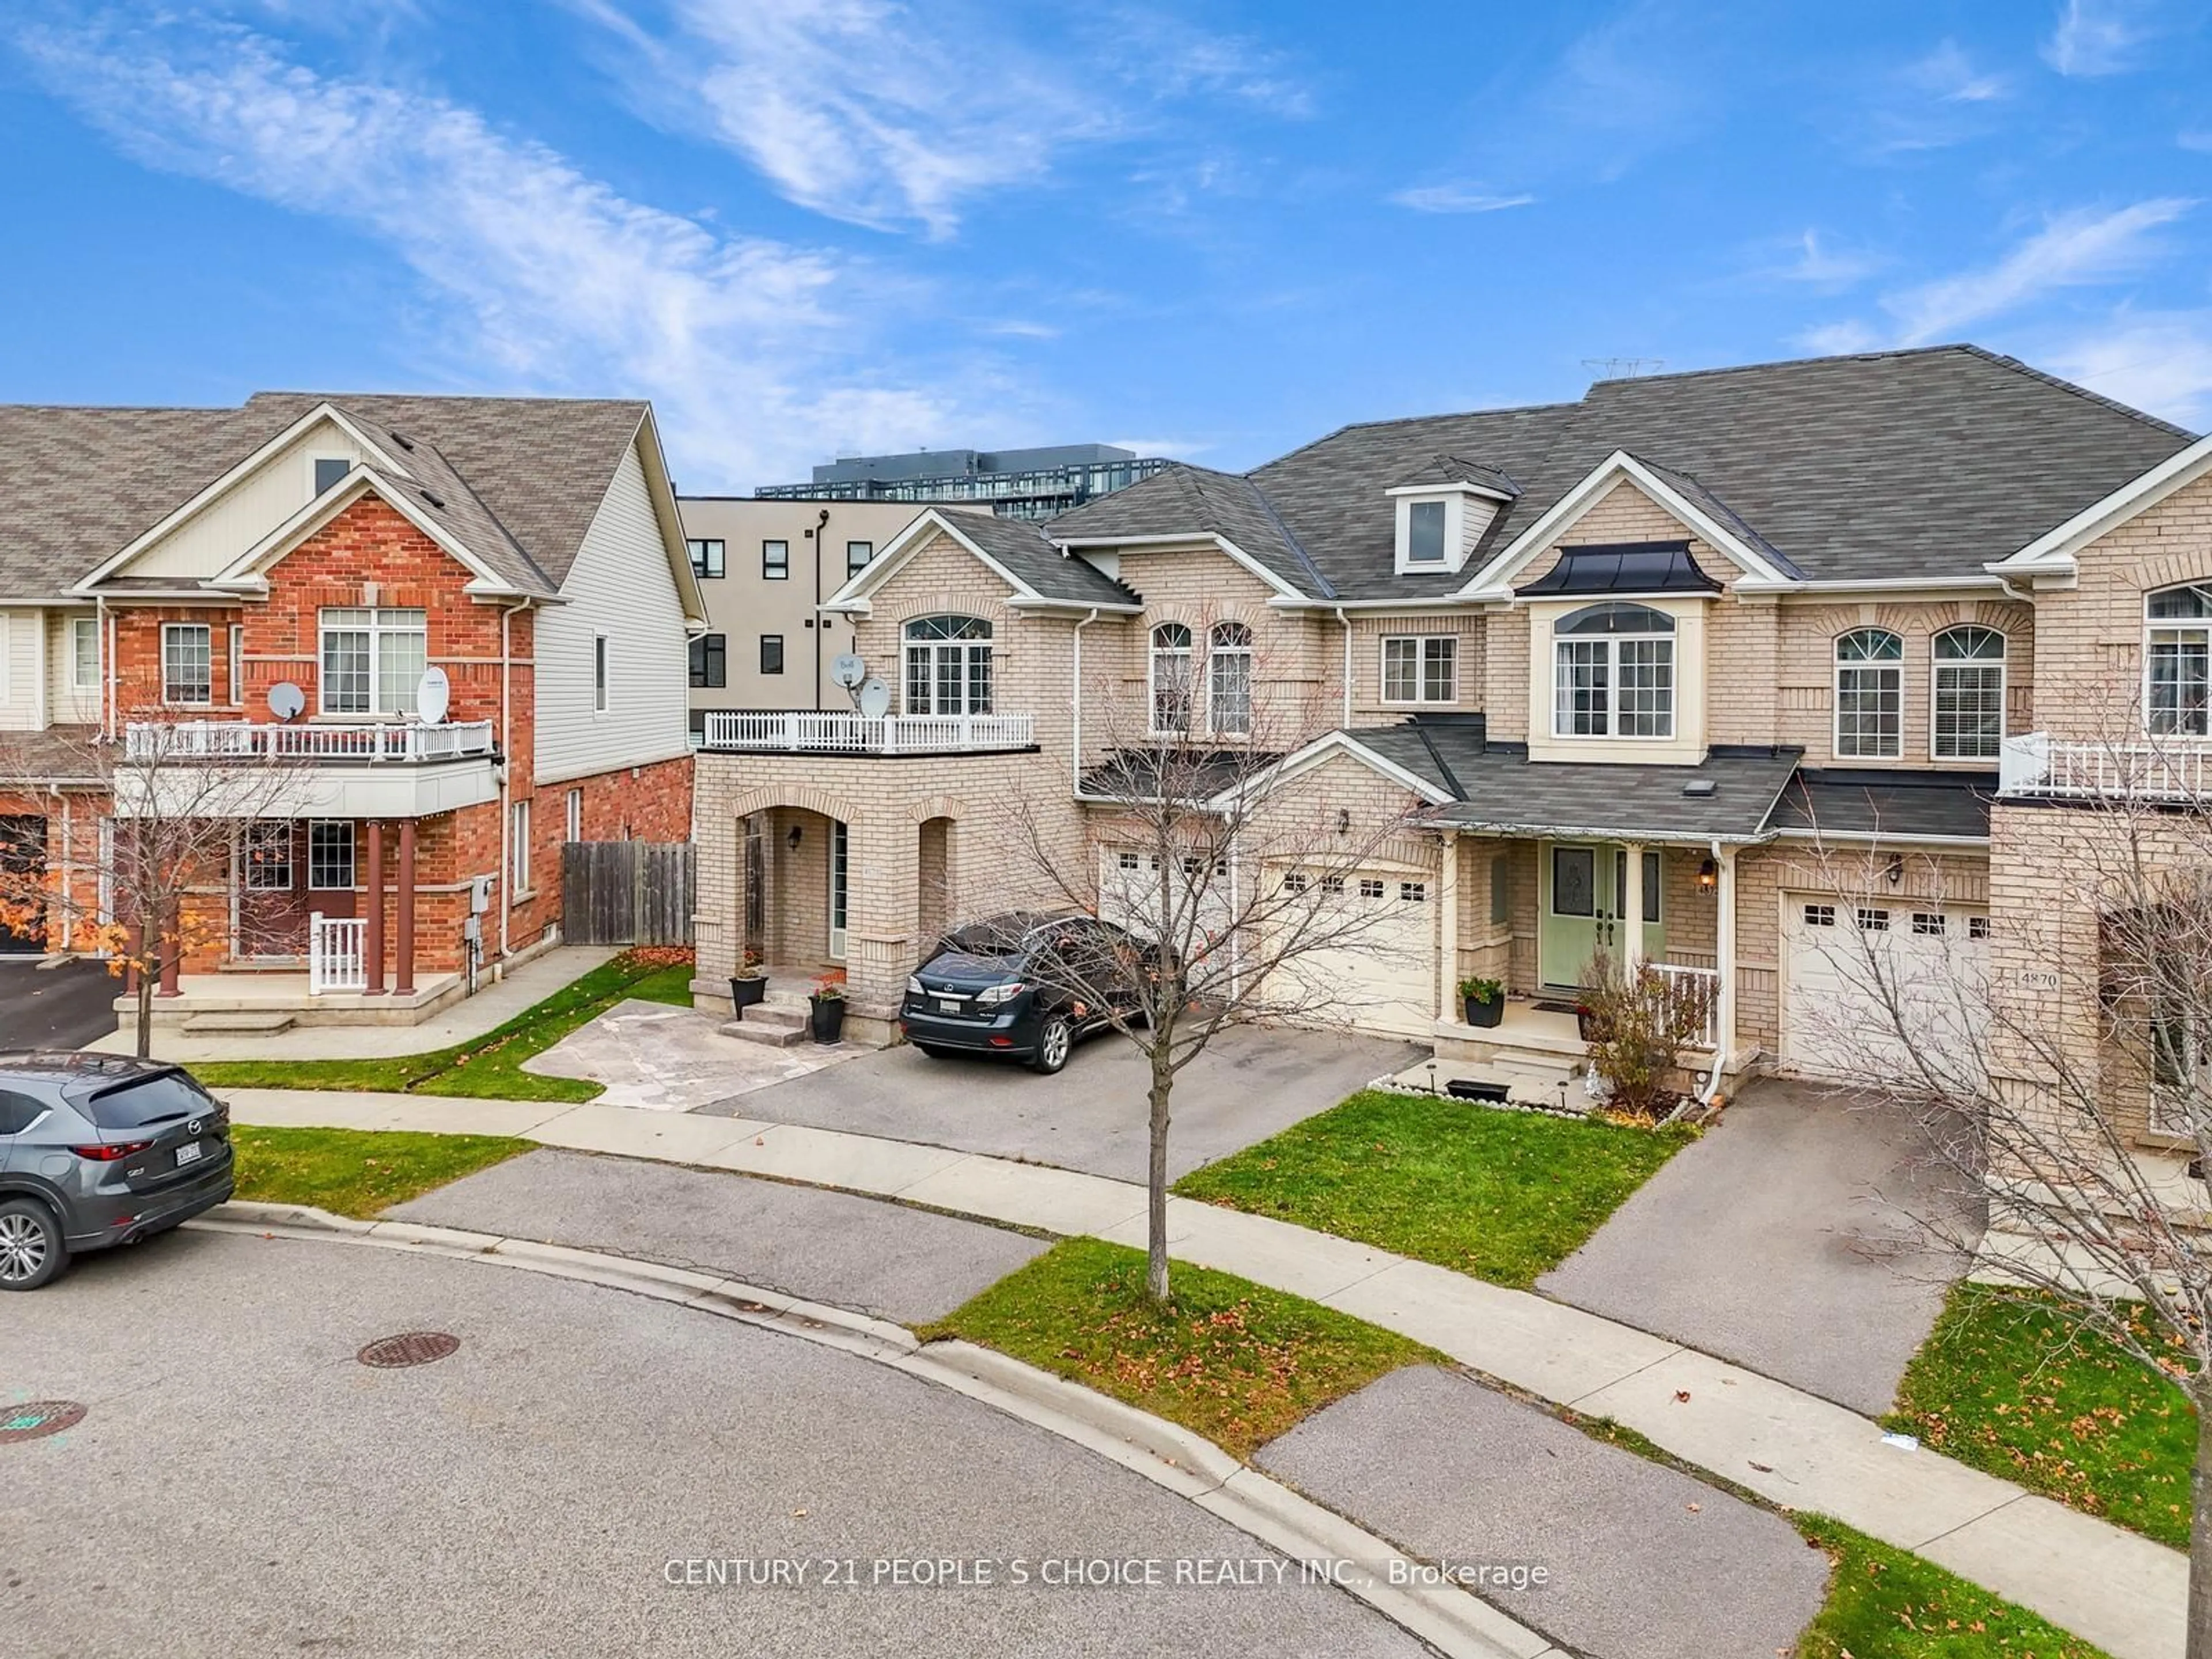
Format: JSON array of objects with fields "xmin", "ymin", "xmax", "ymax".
[{"xmin": 1538, "ymin": 841, "xmax": 1662, "ymax": 990}]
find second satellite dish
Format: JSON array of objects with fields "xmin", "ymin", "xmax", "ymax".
[
  {"xmin": 266, "ymin": 681, "xmax": 306, "ymax": 721},
  {"xmin": 831, "ymin": 653, "xmax": 866, "ymax": 690},
  {"xmin": 856, "ymin": 678, "xmax": 892, "ymax": 719},
  {"xmin": 416, "ymin": 665, "xmax": 452, "ymax": 725}
]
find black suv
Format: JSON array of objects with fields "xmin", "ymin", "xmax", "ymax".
[
  {"xmin": 0, "ymin": 1052, "xmax": 236, "ymax": 1290},
  {"xmin": 900, "ymin": 912, "xmax": 1148, "ymax": 1074}
]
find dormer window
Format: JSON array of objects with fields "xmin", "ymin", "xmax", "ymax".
[
  {"xmin": 1387, "ymin": 457, "xmax": 1518, "ymax": 577},
  {"xmin": 1406, "ymin": 501, "xmax": 1446, "ymax": 564}
]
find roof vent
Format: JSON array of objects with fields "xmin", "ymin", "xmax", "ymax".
[
  {"xmin": 389, "ymin": 430, "xmax": 416, "ymax": 452},
  {"xmin": 421, "ymin": 489, "xmax": 446, "ymax": 509},
  {"xmin": 1681, "ymin": 778, "xmax": 1717, "ymax": 798}
]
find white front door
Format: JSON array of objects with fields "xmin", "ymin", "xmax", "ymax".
[{"xmin": 1782, "ymin": 896, "xmax": 1989, "ymax": 1082}]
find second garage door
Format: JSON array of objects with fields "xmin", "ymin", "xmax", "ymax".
[
  {"xmin": 1781, "ymin": 896, "xmax": 1989, "ymax": 1082},
  {"xmin": 1264, "ymin": 868, "xmax": 1438, "ymax": 1039}
]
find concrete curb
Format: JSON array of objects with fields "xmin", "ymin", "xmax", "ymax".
[{"xmin": 191, "ymin": 1200, "xmax": 1556, "ymax": 1659}]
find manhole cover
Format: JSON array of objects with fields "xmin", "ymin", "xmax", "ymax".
[
  {"xmin": 1, "ymin": 1401, "xmax": 87, "ymax": 1444},
  {"xmin": 357, "ymin": 1332, "xmax": 461, "ymax": 1369}
]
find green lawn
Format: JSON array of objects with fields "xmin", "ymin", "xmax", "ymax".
[
  {"xmin": 918, "ymin": 1238, "xmax": 1438, "ymax": 1458},
  {"xmin": 230, "ymin": 1124, "xmax": 532, "ymax": 1218},
  {"xmin": 1172, "ymin": 1089, "xmax": 1694, "ymax": 1288},
  {"xmin": 1794, "ymin": 1514, "xmax": 2113, "ymax": 1658},
  {"xmin": 193, "ymin": 954, "xmax": 695, "ymax": 1104},
  {"xmin": 1888, "ymin": 1283, "xmax": 2198, "ymax": 1550}
]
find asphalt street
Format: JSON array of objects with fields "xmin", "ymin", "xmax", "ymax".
[
  {"xmin": 389, "ymin": 1148, "xmax": 1049, "ymax": 1323},
  {"xmin": 1, "ymin": 1229, "xmax": 1434, "ymax": 1659},
  {"xmin": 0, "ymin": 958, "xmax": 119, "ymax": 1051},
  {"xmin": 699, "ymin": 1022, "xmax": 1421, "ymax": 1182}
]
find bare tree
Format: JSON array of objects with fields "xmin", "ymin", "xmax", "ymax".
[
  {"xmin": 995, "ymin": 612, "xmax": 1428, "ymax": 1302},
  {"xmin": 1796, "ymin": 726, "xmax": 2212, "ymax": 1654},
  {"xmin": 0, "ymin": 715, "xmax": 308, "ymax": 1056}
]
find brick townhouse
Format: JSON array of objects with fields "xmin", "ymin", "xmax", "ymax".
[
  {"xmin": 688, "ymin": 342, "xmax": 2211, "ymax": 1181},
  {"xmin": 0, "ymin": 392, "xmax": 703, "ymax": 1029}
]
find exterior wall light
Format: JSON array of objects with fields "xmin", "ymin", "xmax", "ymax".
[{"xmin": 1697, "ymin": 857, "xmax": 1718, "ymax": 892}]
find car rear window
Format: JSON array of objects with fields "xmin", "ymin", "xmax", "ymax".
[
  {"xmin": 937, "ymin": 921, "xmax": 1032, "ymax": 959},
  {"xmin": 84, "ymin": 1071, "xmax": 218, "ymax": 1131}
]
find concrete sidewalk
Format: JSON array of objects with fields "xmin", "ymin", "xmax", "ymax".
[{"xmin": 221, "ymin": 1086, "xmax": 2187, "ymax": 1659}]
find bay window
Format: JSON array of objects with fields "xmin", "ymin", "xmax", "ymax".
[
  {"xmin": 1552, "ymin": 603, "xmax": 1673, "ymax": 738},
  {"xmin": 2147, "ymin": 583, "xmax": 2211, "ymax": 737},
  {"xmin": 319, "ymin": 608, "xmax": 427, "ymax": 717},
  {"xmin": 903, "ymin": 615, "xmax": 992, "ymax": 715}
]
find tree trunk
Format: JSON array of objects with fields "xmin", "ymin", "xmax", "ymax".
[
  {"xmin": 134, "ymin": 959, "xmax": 154, "ymax": 1059},
  {"xmin": 2191, "ymin": 1377, "xmax": 2212, "ymax": 1659},
  {"xmin": 1145, "ymin": 1044, "xmax": 1173, "ymax": 1304}
]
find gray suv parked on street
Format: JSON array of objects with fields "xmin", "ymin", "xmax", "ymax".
[{"xmin": 0, "ymin": 1052, "xmax": 234, "ymax": 1290}]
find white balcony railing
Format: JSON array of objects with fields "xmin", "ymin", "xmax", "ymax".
[
  {"xmin": 1650, "ymin": 961, "xmax": 1722, "ymax": 1051},
  {"xmin": 699, "ymin": 710, "xmax": 1035, "ymax": 755},
  {"xmin": 1998, "ymin": 732, "xmax": 2212, "ymax": 802},
  {"xmin": 124, "ymin": 720, "xmax": 497, "ymax": 764},
  {"xmin": 307, "ymin": 913, "xmax": 368, "ymax": 995}
]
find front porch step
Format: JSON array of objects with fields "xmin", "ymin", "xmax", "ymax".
[
  {"xmin": 719, "ymin": 1003, "xmax": 809, "ymax": 1048},
  {"xmin": 181, "ymin": 1012, "xmax": 297, "ymax": 1035}
]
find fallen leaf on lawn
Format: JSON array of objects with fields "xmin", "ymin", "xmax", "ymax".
[
  {"xmin": 1686, "ymin": 1502, "xmax": 1701, "ymax": 1512},
  {"xmin": 792, "ymin": 1508, "xmax": 808, "ymax": 1518},
  {"xmin": 1749, "ymin": 1460, "xmax": 1774, "ymax": 1472},
  {"xmin": 1674, "ymin": 1391, "xmax": 1692, "ymax": 1403}
]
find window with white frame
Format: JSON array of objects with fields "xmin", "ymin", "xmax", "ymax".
[
  {"xmin": 2147, "ymin": 583, "xmax": 2211, "ymax": 737},
  {"xmin": 1209, "ymin": 622, "xmax": 1252, "ymax": 735},
  {"xmin": 1381, "ymin": 635, "xmax": 1456, "ymax": 703},
  {"xmin": 512, "ymin": 800, "xmax": 532, "ymax": 895},
  {"xmin": 162, "ymin": 623, "xmax": 211, "ymax": 706},
  {"xmin": 593, "ymin": 635, "xmax": 609, "ymax": 713},
  {"xmin": 1405, "ymin": 500, "xmax": 1447, "ymax": 563},
  {"xmin": 228, "ymin": 623, "xmax": 245, "ymax": 707},
  {"xmin": 319, "ymin": 608, "xmax": 426, "ymax": 716},
  {"xmin": 1552, "ymin": 603, "xmax": 1674, "ymax": 738},
  {"xmin": 1150, "ymin": 622, "xmax": 1194, "ymax": 734},
  {"xmin": 70, "ymin": 618, "xmax": 98, "ymax": 690},
  {"xmin": 903, "ymin": 615, "xmax": 993, "ymax": 715},
  {"xmin": 243, "ymin": 822, "xmax": 292, "ymax": 889},
  {"xmin": 1932, "ymin": 626, "xmax": 2005, "ymax": 759},
  {"xmin": 312, "ymin": 456, "xmax": 352, "ymax": 496},
  {"xmin": 1835, "ymin": 627, "xmax": 1904, "ymax": 757},
  {"xmin": 308, "ymin": 821, "xmax": 355, "ymax": 891},
  {"xmin": 566, "ymin": 787, "xmax": 583, "ymax": 844}
]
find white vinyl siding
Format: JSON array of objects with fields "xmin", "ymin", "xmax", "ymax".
[
  {"xmin": 533, "ymin": 439, "xmax": 693, "ymax": 785},
  {"xmin": 0, "ymin": 612, "xmax": 25, "ymax": 728},
  {"xmin": 120, "ymin": 418, "xmax": 370, "ymax": 581}
]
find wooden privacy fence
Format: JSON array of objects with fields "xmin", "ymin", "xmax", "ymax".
[{"xmin": 561, "ymin": 840, "xmax": 695, "ymax": 946}]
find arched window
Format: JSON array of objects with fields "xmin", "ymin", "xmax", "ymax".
[
  {"xmin": 1208, "ymin": 622, "xmax": 1253, "ymax": 736},
  {"xmin": 2147, "ymin": 583, "xmax": 2212, "ymax": 737},
  {"xmin": 1150, "ymin": 622, "xmax": 1194, "ymax": 736},
  {"xmin": 1931, "ymin": 626, "xmax": 2006, "ymax": 759},
  {"xmin": 1834, "ymin": 628, "xmax": 1904, "ymax": 757},
  {"xmin": 1552, "ymin": 603, "xmax": 1675, "ymax": 738},
  {"xmin": 903, "ymin": 615, "xmax": 991, "ymax": 716}
]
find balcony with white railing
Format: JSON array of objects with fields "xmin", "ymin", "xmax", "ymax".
[
  {"xmin": 1998, "ymin": 732, "xmax": 2212, "ymax": 804},
  {"xmin": 699, "ymin": 710, "xmax": 1036, "ymax": 756},
  {"xmin": 124, "ymin": 720, "xmax": 498, "ymax": 764}
]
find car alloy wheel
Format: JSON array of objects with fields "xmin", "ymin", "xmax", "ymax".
[
  {"xmin": 1033, "ymin": 1016, "xmax": 1072, "ymax": 1075},
  {"xmin": 0, "ymin": 1206, "xmax": 56, "ymax": 1290}
]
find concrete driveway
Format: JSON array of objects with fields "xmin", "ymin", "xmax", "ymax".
[
  {"xmin": 0, "ymin": 958, "xmax": 119, "ymax": 1051},
  {"xmin": 698, "ymin": 1024, "xmax": 1423, "ymax": 1184},
  {"xmin": 1537, "ymin": 1078, "xmax": 1986, "ymax": 1416}
]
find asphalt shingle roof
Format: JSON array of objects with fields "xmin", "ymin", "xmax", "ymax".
[
  {"xmin": 947, "ymin": 512, "xmax": 1140, "ymax": 606},
  {"xmin": 1047, "ymin": 346, "xmax": 2194, "ymax": 596},
  {"xmin": 1764, "ymin": 770, "xmax": 1996, "ymax": 841},
  {"xmin": 0, "ymin": 393, "xmax": 653, "ymax": 601}
]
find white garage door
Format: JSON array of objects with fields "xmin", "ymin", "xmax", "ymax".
[
  {"xmin": 1782, "ymin": 896, "xmax": 1989, "ymax": 1084},
  {"xmin": 1264, "ymin": 868, "xmax": 1438, "ymax": 1039}
]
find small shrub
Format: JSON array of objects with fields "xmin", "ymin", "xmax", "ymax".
[{"xmin": 1578, "ymin": 953, "xmax": 1710, "ymax": 1118}]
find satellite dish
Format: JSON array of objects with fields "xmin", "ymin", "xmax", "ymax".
[
  {"xmin": 266, "ymin": 681, "xmax": 306, "ymax": 721},
  {"xmin": 416, "ymin": 665, "xmax": 451, "ymax": 725},
  {"xmin": 831, "ymin": 653, "xmax": 867, "ymax": 690},
  {"xmin": 857, "ymin": 678, "xmax": 892, "ymax": 719}
]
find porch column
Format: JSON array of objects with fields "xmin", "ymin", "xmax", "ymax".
[
  {"xmin": 1621, "ymin": 842, "xmax": 1646, "ymax": 972},
  {"xmin": 395, "ymin": 818, "xmax": 416, "ymax": 996},
  {"xmin": 1435, "ymin": 830, "xmax": 1459, "ymax": 1025},
  {"xmin": 1715, "ymin": 845, "xmax": 1739, "ymax": 1073},
  {"xmin": 362, "ymin": 821, "xmax": 386, "ymax": 995}
]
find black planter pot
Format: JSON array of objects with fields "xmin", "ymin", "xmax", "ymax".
[
  {"xmin": 1463, "ymin": 994, "xmax": 1504, "ymax": 1029},
  {"xmin": 729, "ymin": 976, "xmax": 767, "ymax": 1013},
  {"xmin": 809, "ymin": 995, "xmax": 846, "ymax": 1043}
]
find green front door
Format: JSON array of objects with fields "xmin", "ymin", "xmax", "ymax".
[{"xmin": 1539, "ymin": 843, "xmax": 1665, "ymax": 990}]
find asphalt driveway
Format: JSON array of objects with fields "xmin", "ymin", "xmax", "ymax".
[
  {"xmin": 1536, "ymin": 1078, "xmax": 1985, "ymax": 1415},
  {"xmin": 0, "ymin": 958, "xmax": 119, "ymax": 1051},
  {"xmin": 697, "ymin": 1024, "xmax": 1423, "ymax": 1184}
]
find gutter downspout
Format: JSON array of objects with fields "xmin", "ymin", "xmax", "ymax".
[
  {"xmin": 497, "ymin": 598, "xmax": 529, "ymax": 967},
  {"xmin": 1700, "ymin": 834, "xmax": 1736, "ymax": 1106},
  {"xmin": 99, "ymin": 596, "xmax": 112, "ymax": 739},
  {"xmin": 1071, "ymin": 607, "xmax": 1101, "ymax": 796},
  {"xmin": 1334, "ymin": 607, "xmax": 1351, "ymax": 728},
  {"xmin": 813, "ymin": 507, "xmax": 831, "ymax": 713}
]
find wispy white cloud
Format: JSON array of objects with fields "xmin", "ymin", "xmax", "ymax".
[
  {"xmin": 1388, "ymin": 183, "xmax": 1537, "ymax": 215},
  {"xmin": 2043, "ymin": 0, "xmax": 2162, "ymax": 76},
  {"xmin": 1793, "ymin": 320, "xmax": 1885, "ymax": 356},
  {"xmin": 980, "ymin": 319, "xmax": 1060, "ymax": 340},
  {"xmin": 1885, "ymin": 198, "xmax": 2194, "ymax": 342},
  {"xmin": 2046, "ymin": 309, "xmax": 2212, "ymax": 426},
  {"xmin": 2179, "ymin": 128, "xmax": 2212, "ymax": 152},
  {"xmin": 1903, "ymin": 40, "xmax": 2010, "ymax": 104},
  {"xmin": 1084, "ymin": 7, "xmax": 1313, "ymax": 120},
  {"xmin": 1759, "ymin": 230, "xmax": 1884, "ymax": 290},
  {"xmin": 14, "ymin": 14, "xmax": 986, "ymax": 487}
]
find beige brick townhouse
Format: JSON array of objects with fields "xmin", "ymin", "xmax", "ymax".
[
  {"xmin": 691, "ymin": 345, "xmax": 2206, "ymax": 1128},
  {"xmin": 0, "ymin": 391, "xmax": 704, "ymax": 1030}
]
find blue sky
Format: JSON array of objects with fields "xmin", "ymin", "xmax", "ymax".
[{"xmin": 3, "ymin": 1, "xmax": 2210, "ymax": 493}]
